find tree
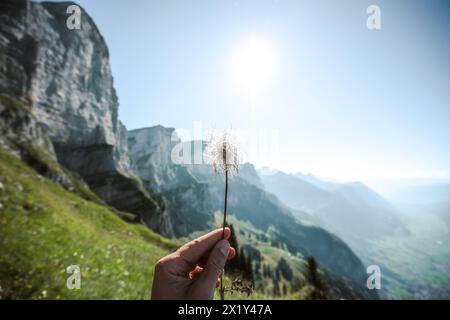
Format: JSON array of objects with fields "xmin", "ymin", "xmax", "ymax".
[
  {"xmin": 262, "ymin": 264, "xmax": 268, "ymax": 278},
  {"xmin": 272, "ymin": 281, "xmax": 280, "ymax": 296},
  {"xmin": 244, "ymin": 254, "xmax": 254, "ymax": 283},
  {"xmin": 228, "ymin": 224, "xmax": 239, "ymax": 250},
  {"xmin": 305, "ymin": 256, "xmax": 329, "ymax": 300},
  {"xmin": 275, "ymin": 268, "xmax": 280, "ymax": 282},
  {"xmin": 226, "ymin": 224, "xmax": 240, "ymax": 273},
  {"xmin": 282, "ymin": 283, "xmax": 288, "ymax": 296},
  {"xmin": 277, "ymin": 257, "xmax": 293, "ymax": 281},
  {"xmin": 291, "ymin": 276, "xmax": 303, "ymax": 292},
  {"xmin": 225, "ymin": 225, "xmax": 253, "ymax": 282}
]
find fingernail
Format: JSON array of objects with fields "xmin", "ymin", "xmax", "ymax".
[{"xmin": 218, "ymin": 240, "xmax": 230, "ymax": 257}]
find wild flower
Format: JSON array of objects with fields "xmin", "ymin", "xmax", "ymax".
[
  {"xmin": 205, "ymin": 130, "xmax": 241, "ymax": 178},
  {"xmin": 205, "ymin": 130, "xmax": 242, "ymax": 300}
]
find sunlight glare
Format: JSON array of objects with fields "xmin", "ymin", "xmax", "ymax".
[{"xmin": 229, "ymin": 38, "xmax": 277, "ymax": 109}]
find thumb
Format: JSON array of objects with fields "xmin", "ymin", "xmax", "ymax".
[{"xmin": 194, "ymin": 240, "xmax": 230, "ymax": 299}]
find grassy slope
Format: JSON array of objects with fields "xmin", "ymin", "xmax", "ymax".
[
  {"xmin": 210, "ymin": 213, "xmax": 306, "ymax": 299},
  {"xmin": 0, "ymin": 148, "xmax": 271, "ymax": 300},
  {"xmin": 0, "ymin": 148, "xmax": 179, "ymax": 299}
]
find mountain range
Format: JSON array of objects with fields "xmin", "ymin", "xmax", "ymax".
[
  {"xmin": 258, "ymin": 170, "xmax": 403, "ymax": 252},
  {"xmin": 2, "ymin": 0, "xmax": 448, "ymax": 300},
  {"xmin": 257, "ymin": 170, "xmax": 450, "ymax": 298},
  {"xmin": 0, "ymin": 0, "xmax": 379, "ymax": 299}
]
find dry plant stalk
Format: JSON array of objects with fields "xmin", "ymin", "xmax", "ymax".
[
  {"xmin": 226, "ymin": 278, "xmax": 255, "ymax": 297},
  {"xmin": 205, "ymin": 130, "xmax": 240, "ymax": 300}
]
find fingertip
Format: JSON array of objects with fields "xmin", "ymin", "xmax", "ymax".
[
  {"xmin": 228, "ymin": 247, "xmax": 236, "ymax": 259},
  {"xmin": 223, "ymin": 227, "xmax": 231, "ymax": 240},
  {"xmin": 217, "ymin": 239, "xmax": 230, "ymax": 257}
]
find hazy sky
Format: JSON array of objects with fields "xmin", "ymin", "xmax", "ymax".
[{"xmin": 45, "ymin": 0, "xmax": 450, "ymax": 183}]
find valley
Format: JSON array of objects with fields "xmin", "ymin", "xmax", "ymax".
[
  {"xmin": 258, "ymin": 169, "xmax": 450, "ymax": 299},
  {"xmin": 0, "ymin": 0, "xmax": 448, "ymax": 301}
]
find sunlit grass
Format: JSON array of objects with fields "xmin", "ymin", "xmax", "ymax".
[{"xmin": 0, "ymin": 148, "xmax": 179, "ymax": 299}]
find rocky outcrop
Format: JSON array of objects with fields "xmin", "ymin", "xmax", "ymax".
[
  {"xmin": 128, "ymin": 127, "xmax": 213, "ymax": 237},
  {"xmin": 238, "ymin": 163, "xmax": 265, "ymax": 189},
  {"xmin": 0, "ymin": 95, "xmax": 54, "ymax": 161},
  {"xmin": 0, "ymin": 0, "xmax": 170, "ymax": 235},
  {"xmin": 0, "ymin": 94, "xmax": 99, "ymax": 201},
  {"xmin": 128, "ymin": 126, "xmax": 181, "ymax": 193}
]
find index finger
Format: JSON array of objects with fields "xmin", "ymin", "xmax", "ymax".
[{"xmin": 177, "ymin": 227, "xmax": 231, "ymax": 266}]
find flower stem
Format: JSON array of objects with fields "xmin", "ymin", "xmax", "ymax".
[
  {"xmin": 220, "ymin": 169, "xmax": 228, "ymax": 300},
  {"xmin": 222, "ymin": 169, "xmax": 228, "ymax": 239}
]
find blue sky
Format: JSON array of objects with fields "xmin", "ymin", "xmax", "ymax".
[{"xmin": 45, "ymin": 0, "xmax": 449, "ymax": 184}]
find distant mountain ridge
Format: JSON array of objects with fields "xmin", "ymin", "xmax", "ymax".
[
  {"xmin": 294, "ymin": 172, "xmax": 336, "ymax": 190},
  {"xmin": 258, "ymin": 169, "xmax": 404, "ymax": 257}
]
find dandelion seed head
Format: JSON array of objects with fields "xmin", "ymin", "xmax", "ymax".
[{"xmin": 205, "ymin": 130, "xmax": 242, "ymax": 177}]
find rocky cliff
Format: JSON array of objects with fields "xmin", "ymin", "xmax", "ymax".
[
  {"xmin": 0, "ymin": 0, "xmax": 170, "ymax": 235},
  {"xmin": 128, "ymin": 127, "xmax": 213, "ymax": 237}
]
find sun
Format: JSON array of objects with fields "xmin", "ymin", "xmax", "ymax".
[{"xmin": 229, "ymin": 38, "xmax": 277, "ymax": 107}]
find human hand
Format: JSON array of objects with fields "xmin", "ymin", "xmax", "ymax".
[{"xmin": 151, "ymin": 227, "xmax": 236, "ymax": 300}]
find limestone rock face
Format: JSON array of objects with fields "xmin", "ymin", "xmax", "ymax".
[
  {"xmin": 0, "ymin": 0, "xmax": 170, "ymax": 235},
  {"xmin": 0, "ymin": 95, "xmax": 54, "ymax": 160},
  {"xmin": 0, "ymin": 94, "xmax": 85, "ymax": 194},
  {"xmin": 0, "ymin": 0, "xmax": 127, "ymax": 171},
  {"xmin": 128, "ymin": 126, "xmax": 180, "ymax": 193},
  {"xmin": 128, "ymin": 127, "xmax": 213, "ymax": 237}
]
